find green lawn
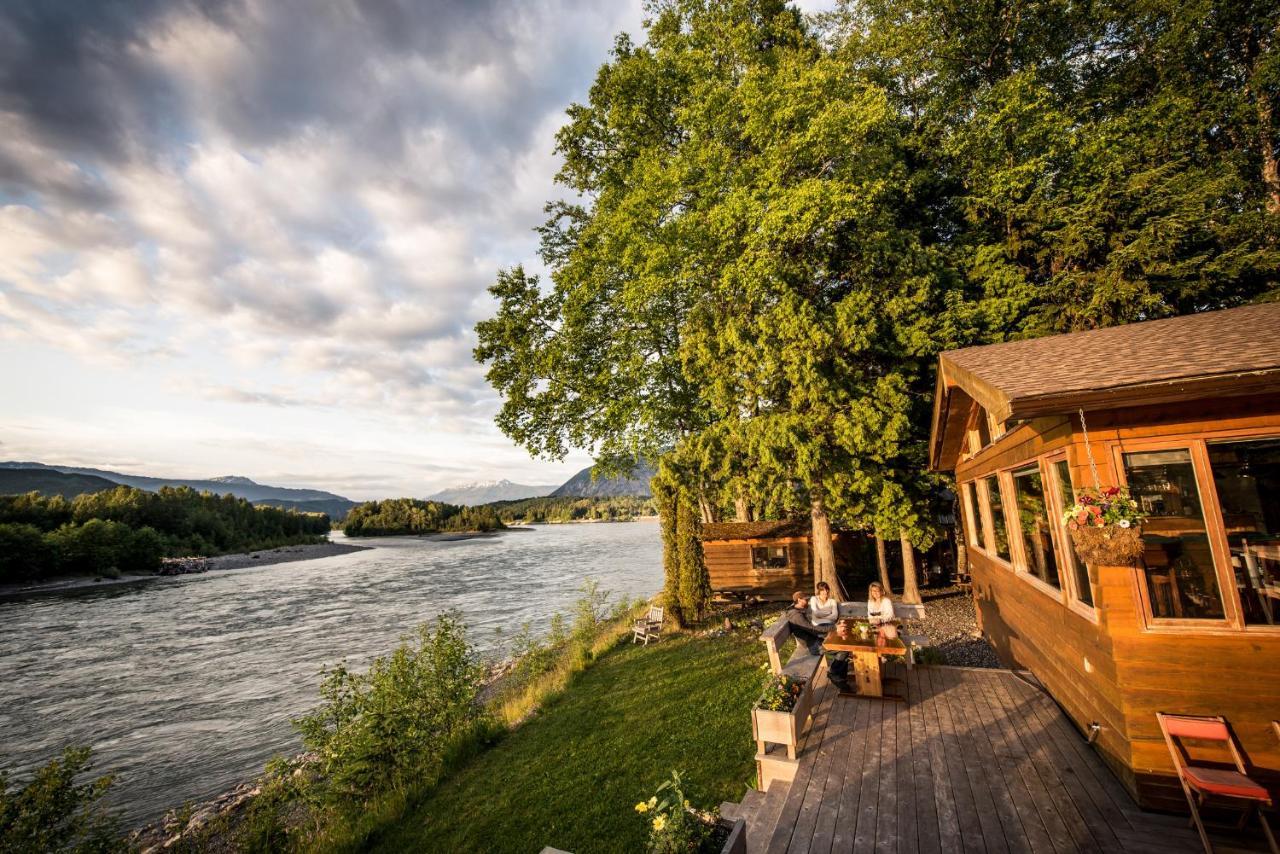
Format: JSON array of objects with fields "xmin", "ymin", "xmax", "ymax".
[{"xmin": 364, "ymin": 629, "xmax": 767, "ymax": 854}]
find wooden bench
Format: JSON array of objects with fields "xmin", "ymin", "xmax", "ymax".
[
  {"xmin": 760, "ymin": 615, "xmax": 825, "ymax": 690},
  {"xmin": 837, "ymin": 601, "xmax": 930, "ymax": 667}
]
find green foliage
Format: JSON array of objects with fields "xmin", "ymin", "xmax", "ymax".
[
  {"xmin": 654, "ymin": 466, "xmax": 711, "ymax": 626},
  {"xmin": 0, "ymin": 747, "xmax": 121, "ymax": 854},
  {"xmin": 754, "ymin": 671, "xmax": 805, "ymax": 712},
  {"xmin": 0, "ymin": 487, "xmax": 328, "ymax": 584},
  {"xmin": 487, "ymin": 495, "xmax": 656, "ymax": 524},
  {"xmin": 637, "ymin": 770, "xmax": 714, "ymax": 854},
  {"xmin": 292, "ymin": 612, "xmax": 487, "ymax": 807},
  {"xmin": 341, "ymin": 498, "xmax": 505, "ymax": 537}
]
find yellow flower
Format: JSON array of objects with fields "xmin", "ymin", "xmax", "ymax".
[
  {"xmin": 635, "ymin": 802, "xmax": 649, "ymax": 813},
  {"xmin": 648, "ymin": 796, "xmax": 657, "ymax": 807},
  {"xmin": 652, "ymin": 815, "xmax": 668, "ymax": 832}
]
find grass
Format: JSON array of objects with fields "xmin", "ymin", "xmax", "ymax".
[{"xmin": 362, "ymin": 627, "xmax": 768, "ymax": 854}]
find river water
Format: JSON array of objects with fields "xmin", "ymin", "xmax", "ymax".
[{"xmin": 0, "ymin": 522, "xmax": 661, "ymax": 826}]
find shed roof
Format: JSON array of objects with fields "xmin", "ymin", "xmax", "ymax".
[
  {"xmin": 930, "ymin": 303, "xmax": 1280, "ymax": 470},
  {"xmin": 700, "ymin": 519, "xmax": 811, "ymax": 541}
]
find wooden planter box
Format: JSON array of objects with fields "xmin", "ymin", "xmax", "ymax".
[{"xmin": 751, "ymin": 686, "xmax": 812, "ymax": 760}]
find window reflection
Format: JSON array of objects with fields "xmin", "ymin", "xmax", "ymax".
[
  {"xmin": 985, "ymin": 475, "xmax": 1011, "ymax": 562},
  {"xmin": 1053, "ymin": 460, "xmax": 1092, "ymax": 606},
  {"xmin": 1012, "ymin": 465, "xmax": 1060, "ymax": 587},
  {"xmin": 752, "ymin": 545, "xmax": 789, "ymax": 570},
  {"xmin": 1123, "ymin": 449, "xmax": 1224, "ymax": 620},
  {"xmin": 1208, "ymin": 439, "xmax": 1280, "ymax": 626}
]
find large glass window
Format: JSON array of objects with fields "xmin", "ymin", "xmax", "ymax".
[
  {"xmin": 984, "ymin": 475, "xmax": 1011, "ymax": 562},
  {"xmin": 1123, "ymin": 449, "xmax": 1224, "ymax": 620},
  {"xmin": 1053, "ymin": 460, "xmax": 1092, "ymax": 607},
  {"xmin": 1208, "ymin": 439, "xmax": 1280, "ymax": 626},
  {"xmin": 1013, "ymin": 465, "xmax": 1060, "ymax": 588},
  {"xmin": 966, "ymin": 481, "xmax": 987, "ymax": 553}
]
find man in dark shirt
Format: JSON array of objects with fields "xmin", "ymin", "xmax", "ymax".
[{"xmin": 786, "ymin": 590, "xmax": 851, "ymax": 685}]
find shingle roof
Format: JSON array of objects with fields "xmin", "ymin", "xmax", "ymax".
[
  {"xmin": 700, "ymin": 519, "xmax": 811, "ymax": 541},
  {"xmin": 942, "ymin": 303, "xmax": 1280, "ymax": 417},
  {"xmin": 929, "ymin": 303, "xmax": 1280, "ymax": 470}
]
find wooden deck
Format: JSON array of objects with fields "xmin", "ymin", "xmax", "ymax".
[{"xmin": 737, "ymin": 666, "xmax": 1270, "ymax": 854}]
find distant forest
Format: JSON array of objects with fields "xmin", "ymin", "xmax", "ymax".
[
  {"xmin": 342, "ymin": 499, "xmax": 506, "ymax": 537},
  {"xmin": 0, "ymin": 486, "xmax": 330, "ymax": 584},
  {"xmin": 489, "ymin": 495, "xmax": 656, "ymax": 524},
  {"xmin": 341, "ymin": 495, "xmax": 655, "ymax": 536}
]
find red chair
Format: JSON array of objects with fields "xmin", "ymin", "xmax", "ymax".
[{"xmin": 1157, "ymin": 713, "xmax": 1278, "ymax": 854}]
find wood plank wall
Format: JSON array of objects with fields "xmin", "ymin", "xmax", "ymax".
[
  {"xmin": 958, "ymin": 395, "xmax": 1280, "ymax": 810},
  {"xmin": 705, "ymin": 538, "xmax": 814, "ymax": 598}
]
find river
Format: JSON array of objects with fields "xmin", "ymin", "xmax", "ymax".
[{"xmin": 0, "ymin": 522, "xmax": 661, "ymax": 826}]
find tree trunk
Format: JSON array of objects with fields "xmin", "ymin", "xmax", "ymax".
[
  {"xmin": 734, "ymin": 493, "xmax": 752, "ymax": 523},
  {"xmin": 874, "ymin": 535, "xmax": 893, "ymax": 595},
  {"xmin": 899, "ymin": 532, "xmax": 922, "ymax": 605},
  {"xmin": 697, "ymin": 493, "xmax": 718, "ymax": 525},
  {"xmin": 810, "ymin": 494, "xmax": 845, "ymax": 599}
]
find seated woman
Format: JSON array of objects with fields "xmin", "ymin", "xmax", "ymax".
[
  {"xmin": 808, "ymin": 581, "xmax": 839, "ymax": 627},
  {"xmin": 867, "ymin": 581, "xmax": 896, "ymax": 625}
]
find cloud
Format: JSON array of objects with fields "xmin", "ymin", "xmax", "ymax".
[{"xmin": 0, "ymin": 0, "xmax": 644, "ymax": 434}]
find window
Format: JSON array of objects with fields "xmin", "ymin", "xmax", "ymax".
[
  {"xmin": 984, "ymin": 475, "xmax": 1011, "ymax": 562},
  {"xmin": 1123, "ymin": 449, "xmax": 1224, "ymax": 620},
  {"xmin": 1012, "ymin": 465, "xmax": 1060, "ymax": 588},
  {"xmin": 1052, "ymin": 459, "xmax": 1092, "ymax": 607},
  {"xmin": 966, "ymin": 481, "xmax": 987, "ymax": 552},
  {"xmin": 1207, "ymin": 439, "xmax": 1280, "ymax": 626},
  {"xmin": 752, "ymin": 545, "xmax": 789, "ymax": 570}
]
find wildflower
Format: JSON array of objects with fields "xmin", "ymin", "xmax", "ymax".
[
  {"xmin": 1118, "ymin": 519, "xmax": 1131, "ymax": 529},
  {"xmin": 635, "ymin": 802, "xmax": 649, "ymax": 813},
  {"xmin": 653, "ymin": 815, "xmax": 668, "ymax": 832}
]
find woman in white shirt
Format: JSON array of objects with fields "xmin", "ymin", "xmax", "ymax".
[
  {"xmin": 809, "ymin": 581, "xmax": 839, "ymax": 627},
  {"xmin": 867, "ymin": 581, "xmax": 896, "ymax": 624}
]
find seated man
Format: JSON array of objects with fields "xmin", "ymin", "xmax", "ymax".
[{"xmin": 785, "ymin": 591, "xmax": 850, "ymax": 685}]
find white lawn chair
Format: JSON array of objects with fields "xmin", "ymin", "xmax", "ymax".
[{"xmin": 632, "ymin": 604, "xmax": 664, "ymax": 645}]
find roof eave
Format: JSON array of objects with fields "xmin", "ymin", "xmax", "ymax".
[{"xmin": 1006, "ymin": 368, "xmax": 1280, "ymax": 421}]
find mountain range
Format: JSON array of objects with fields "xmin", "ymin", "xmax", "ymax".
[{"xmin": 0, "ymin": 459, "xmax": 657, "ymax": 515}]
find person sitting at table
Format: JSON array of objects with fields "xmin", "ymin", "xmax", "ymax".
[
  {"xmin": 784, "ymin": 590, "xmax": 826, "ymax": 655},
  {"xmin": 808, "ymin": 581, "xmax": 839, "ymax": 627},
  {"xmin": 867, "ymin": 581, "xmax": 895, "ymax": 624}
]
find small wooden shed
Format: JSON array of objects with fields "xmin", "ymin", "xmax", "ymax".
[
  {"xmin": 701, "ymin": 520, "xmax": 816, "ymax": 599},
  {"xmin": 930, "ymin": 303, "xmax": 1280, "ymax": 811}
]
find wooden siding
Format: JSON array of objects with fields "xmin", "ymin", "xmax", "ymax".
[
  {"xmin": 706, "ymin": 538, "xmax": 814, "ymax": 598},
  {"xmin": 956, "ymin": 394, "xmax": 1280, "ymax": 810}
]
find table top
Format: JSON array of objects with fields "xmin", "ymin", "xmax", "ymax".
[{"xmin": 823, "ymin": 620, "xmax": 908, "ymax": 655}]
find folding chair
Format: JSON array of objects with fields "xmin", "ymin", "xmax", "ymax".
[{"xmin": 1156, "ymin": 713, "xmax": 1278, "ymax": 854}]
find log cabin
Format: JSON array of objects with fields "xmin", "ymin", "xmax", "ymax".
[
  {"xmin": 929, "ymin": 302, "xmax": 1280, "ymax": 811},
  {"xmin": 700, "ymin": 520, "xmax": 877, "ymax": 600}
]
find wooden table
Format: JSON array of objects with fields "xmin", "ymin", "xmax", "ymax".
[{"xmin": 823, "ymin": 619, "xmax": 909, "ymax": 701}]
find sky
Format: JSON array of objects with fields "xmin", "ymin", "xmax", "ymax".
[{"xmin": 0, "ymin": 0, "xmax": 830, "ymax": 501}]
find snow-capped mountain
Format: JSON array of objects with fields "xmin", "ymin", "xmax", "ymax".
[{"xmin": 426, "ymin": 479, "xmax": 558, "ymax": 506}]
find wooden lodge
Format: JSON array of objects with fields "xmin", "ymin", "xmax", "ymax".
[
  {"xmin": 929, "ymin": 302, "xmax": 1280, "ymax": 812},
  {"xmin": 701, "ymin": 520, "xmax": 866, "ymax": 600}
]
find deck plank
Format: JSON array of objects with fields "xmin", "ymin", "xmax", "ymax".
[
  {"xmin": 875, "ymin": 695, "xmax": 901, "ymax": 853},
  {"xmin": 790, "ymin": 675, "xmax": 854, "ymax": 854},
  {"xmin": 851, "ymin": 698, "xmax": 884, "ymax": 854},
  {"xmin": 892, "ymin": 668, "xmax": 919, "ymax": 854},
  {"xmin": 920, "ymin": 667, "xmax": 987, "ymax": 854},
  {"xmin": 807, "ymin": 677, "xmax": 858, "ymax": 854},
  {"xmin": 766, "ymin": 680, "xmax": 836, "ymax": 854},
  {"xmin": 906, "ymin": 669, "xmax": 942, "ymax": 854},
  {"xmin": 831, "ymin": 686, "xmax": 871, "ymax": 853}
]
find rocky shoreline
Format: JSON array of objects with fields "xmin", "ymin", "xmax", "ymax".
[{"xmin": 0, "ymin": 541, "xmax": 372, "ymax": 599}]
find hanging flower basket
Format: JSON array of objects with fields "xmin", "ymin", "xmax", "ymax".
[{"xmin": 1063, "ymin": 486, "xmax": 1147, "ymax": 566}]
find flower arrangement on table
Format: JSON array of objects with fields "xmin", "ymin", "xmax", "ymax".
[
  {"xmin": 637, "ymin": 770, "xmax": 726, "ymax": 853},
  {"xmin": 1061, "ymin": 486, "xmax": 1146, "ymax": 566},
  {"xmin": 754, "ymin": 671, "xmax": 805, "ymax": 712}
]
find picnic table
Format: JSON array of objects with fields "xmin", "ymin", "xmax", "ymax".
[{"xmin": 823, "ymin": 618, "xmax": 909, "ymax": 701}]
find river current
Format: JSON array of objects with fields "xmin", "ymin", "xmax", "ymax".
[{"xmin": 0, "ymin": 522, "xmax": 661, "ymax": 826}]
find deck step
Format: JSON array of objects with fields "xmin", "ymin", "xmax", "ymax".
[
  {"xmin": 719, "ymin": 801, "xmax": 741, "ymax": 821},
  {"xmin": 745, "ymin": 779, "xmax": 790, "ymax": 854}
]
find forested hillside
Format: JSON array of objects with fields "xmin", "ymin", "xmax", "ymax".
[
  {"xmin": 489, "ymin": 495, "xmax": 656, "ymax": 524},
  {"xmin": 342, "ymin": 499, "xmax": 505, "ymax": 536},
  {"xmin": 0, "ymin": 486, "xmax": 330, "ymax": 584}
]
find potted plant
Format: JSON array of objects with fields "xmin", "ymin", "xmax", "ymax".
[
  {"xmin": 1062, "ymin": 486, "xmax": 1146, "ymax": 566},
  {"xmin": 637, "ymin": 771, "xmax": 745, "ymax": 854},
  {"xmin": 750, "ymin": 671, "xmax": 811, "ymax": 760}
]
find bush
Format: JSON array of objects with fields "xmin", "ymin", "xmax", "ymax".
[
  {"xmin": 0, "ymin": 523, "xmax": 55, "ymax": 583},
  {"xmin": 293, "ymin": 611, "xmax": 487, "ymax": 806},
  {"xmin": 0, "ymin": 747, "xmax": 121, "ymax": 854}
]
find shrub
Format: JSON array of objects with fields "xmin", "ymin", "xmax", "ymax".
[
  {"xmin": 0, "ymin": 523, "xmax": 54, "ymax": 583},
  {"xmin": 636, "ymin": 770, "xmax": 717, "ymax": 854},
  {"xmin": 0, "ymin": 747, "xmax": 121, "ymax": 854},
  {"xmin": 293, "ymin": 611, "xmax": 487, "ymax": 806},
  {"xmin": 914, "ymin": 646, "xmax": 946, "ymax": 666}
]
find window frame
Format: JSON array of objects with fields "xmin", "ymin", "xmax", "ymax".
[
  {"xmin": 1045, "ymin": 452, "xmax": 1098, "ymax": 621},
  {"xmin": 1007, "ymin": 460, "xmax": 1068, "ymax": 603},
  {"xmin": 980, "ymin": 472, "xmax": 1015, "ymax": 568},
  {"xmin": 1112, "ymin": 437, "xmax": 1239, "ymax": 632},
  {"xmin": 751, "ymin": 544, "xmax": 790, "ymax": 572}
]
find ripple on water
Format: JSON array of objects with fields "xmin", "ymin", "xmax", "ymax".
[{"xmin": 0, "ymin": 523, "xmax": 661, "ymax": 826}]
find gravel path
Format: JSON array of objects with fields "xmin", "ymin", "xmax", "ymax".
[{"xmin": 908, "ymin": 584, "xmax": 1000, "ymax": 668}]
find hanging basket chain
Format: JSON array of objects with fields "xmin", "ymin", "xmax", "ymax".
[{"xmin": 1078, "ymin": 408, "xmax": 1103, "ymax": 491}]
